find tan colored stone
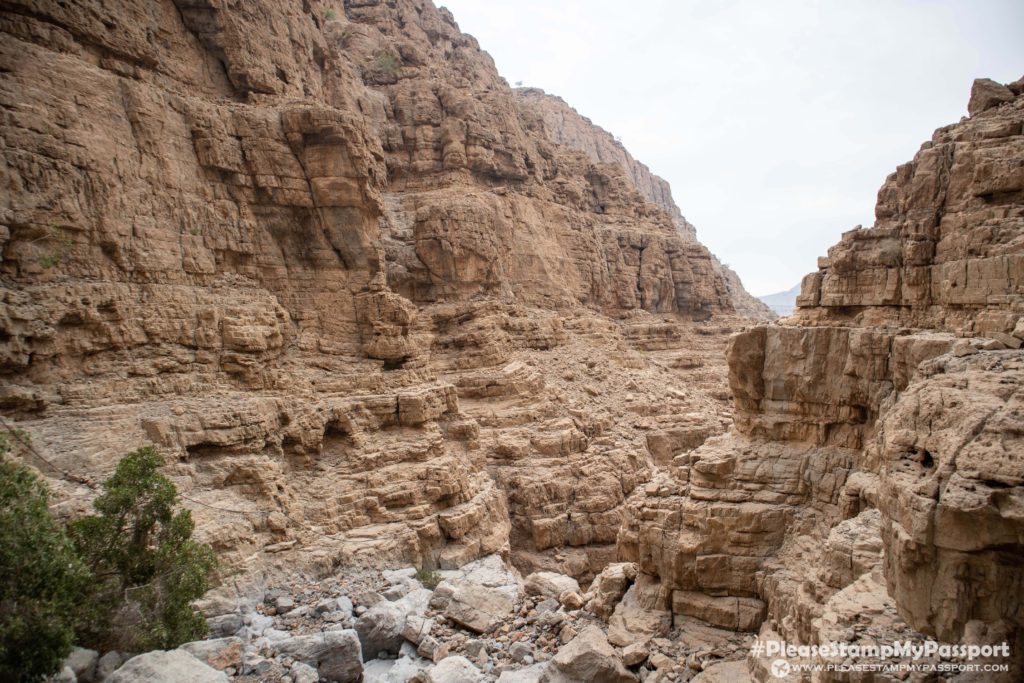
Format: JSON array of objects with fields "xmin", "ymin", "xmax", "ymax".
[{"xmin": 543, "ymin": 626, "xmax": 638, "ymax": 683}]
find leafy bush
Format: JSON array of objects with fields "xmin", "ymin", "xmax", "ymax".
[
  {"xmin": 324, "ymin": 8, "xmax": 336, "ymax": 20},
  {"xmin": 0, "ymin": 436, "xmax": 90, "ymax": 682},
  {"xmin": 0, "ymin": 438, "xmax": 217, "ymax": 676},
  {"xmin": 71, "ymin": 446, "xmax": 217, "ymax": 651}
]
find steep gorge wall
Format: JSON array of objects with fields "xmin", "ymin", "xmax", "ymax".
[
  {"xmin": 0, "ymin": 0, "xmax": 764, "ymax": 587},
  {"xmin": 618, "ymin": 77, "xmax": 1024, "ymax": 678},
  {"xmin": 515, "ymin": 88, "xmax": 775, "ymax": 322}
]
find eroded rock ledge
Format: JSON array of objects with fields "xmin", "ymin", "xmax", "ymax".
[
  {"xmin": 619, "ymin": 75, "xmax": 1024, "ymax": 681},
  {"xmin": 0, "ymin": 0, "xmax": 762, "ymax": 591},
  {"xmin": 2, "ymin": 0, "xmax": 1023, "ymax": 680}
]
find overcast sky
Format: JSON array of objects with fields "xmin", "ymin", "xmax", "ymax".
[{"xmin": 440, "ymin": 0, "xmax": 1023, "ymax": 296}]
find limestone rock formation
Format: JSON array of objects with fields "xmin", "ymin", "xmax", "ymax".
[
  {"xmin": 0, "ymin": 0, "xmax": 765, "ymax": 590},
  {"xmin": 5, "ymin": 0, "xmax": 1021, "ymax": 680},
  {"xmin": 875, "ymin": 351, "xmax": 1024, "ymax": 643},
  {"xmin": 515, "ymin": 88, "xmax": 775, "ymax": 322},
  {"xmin": 796, "ymin": 74, "xmax": 1024, "ymax": 334},
  {"xmin": 619, "ymin": 75, "xmax": 1024, "ymax": 680}
]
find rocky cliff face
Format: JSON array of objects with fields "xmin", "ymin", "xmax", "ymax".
[
  {"xmin": 4, "ymin": 1, "xmax": 1021, "ymax": 679},
  {"xmin": 619, "ymin": 76, "xmax": 1024, "ymax": 679},
  {"xmin": 514, "ymin": 88, "xmax": 775, "ymax": 323},
  {"xmin": 0, "ymin": 0, "xmax": 765, "ymax": 589}
]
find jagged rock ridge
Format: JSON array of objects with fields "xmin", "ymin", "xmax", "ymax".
[{"xmin": 514, "ymin": 88, "xmax": 775, "ymax": 322}]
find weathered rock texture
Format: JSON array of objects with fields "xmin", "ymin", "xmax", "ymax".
[
  {"xmin": 6, "ymin": 2, "xmax": 1019, "ymax": 678},
  {"xmin": 0, "ymin": 0, "xmax": 765, "ymax": 587},
  {"xmin": 515, "ymin": 88, "xmax": 774, "ymax": 322},
  {"xmin": 619, "ymin": 76, "xmax": 1024, "ymax": 680}
]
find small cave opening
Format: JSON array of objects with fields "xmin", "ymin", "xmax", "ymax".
[
  {"xmin": 382, "ymin": 356, "xmax": 409, "ymax": 371},
  {"xmin": 321, "ymin": 419, "xmax": 355, "ymax": 456},
  {"xmin": 281, "ymin": 433, "xmax": 300, "ymax": 452},
  {"xmin": 324, "ymin": 420, "xmax": 351, "ymax": 440},
  {"xmin": 185, "ymin": 443, "xmax": 223, "ymax": 460},
  {"xmin": 904, "ymin": 447, "xmax": 935, "ymax": 468}
]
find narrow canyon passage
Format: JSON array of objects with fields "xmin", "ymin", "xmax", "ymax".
[{"xmin": 1, "ymin": 1, "xmax": 1022, "ymax": 681}]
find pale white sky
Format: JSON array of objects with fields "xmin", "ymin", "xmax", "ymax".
[{"xmin": 440, "ymin": 0, "xmax": 1023, "ymax": 296}]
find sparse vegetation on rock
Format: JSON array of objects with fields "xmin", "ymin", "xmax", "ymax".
[{"xmin": 372, "ymin": 49, "xmax": 401, "ymax": 76}]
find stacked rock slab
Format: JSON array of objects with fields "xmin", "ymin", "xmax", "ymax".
[
  {"xmin": 620, "ymin": 77, "xmax": 1024, "ymax": 679},
  {"xmin": 0, "ymin": 0, "xmax": 764, "ymax": 586}
]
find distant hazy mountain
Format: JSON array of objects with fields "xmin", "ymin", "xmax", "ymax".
[{"xmin": 758, "ymin": 283, "xmax": 802, "ymax": 317}]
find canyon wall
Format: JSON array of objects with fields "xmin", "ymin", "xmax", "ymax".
[
  {"xmin": 515, "ymin": 87, "xmax": 774, "ymax": 323},
  {"xmin": 0, "ymin": 0, "xmax": 766, "ymax": 588},
  {"xmin": 618, "ymin": 76, "xmax": 1024, "ymax": 679},
  {"xmin": 3, "ymin": 0, "xmax": 1021, "ymax": 678}
]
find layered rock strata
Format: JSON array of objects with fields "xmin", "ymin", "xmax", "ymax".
[
  {"xmin": 0, "ymin": 0, "xmax": 763, "ymax": 586},
  {"xmin": 515, "ymin": 88, "xmax": 775, "ymax": 322},
  {"xmin": 618, "ymin": 77, "xmax": 1024, "ymax": 680}
]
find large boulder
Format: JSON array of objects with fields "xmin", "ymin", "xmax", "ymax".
[
  {"xmin": 105, "ymin": 650, "xmax": 228, "ymax": 683},
  {"xmin": 432, "ymin": 555, "xmax": 521, "ymax": 634},
  {"xmin": 95, "ymin": 652, "xmax": 127, "ymax": 681},
  {"xmin": 967, "ymin": 78, "xmax": 1015, "ymax": 116},
  {"xmin": 207, "ymin": 613, "xmax": 244, "ymax": 638},
  {"xmin": 524, "ymin": 572, "xmax": 580, "ymax": 599},
  {"xmin": 424, "ymin": 655, "xmax": 483, "ymax": 683},
  {"xmin": 276, "ymin": 629, "xmax": 363, "ymax": 682},
  {"xmin": 586, "ymin": 563, "xmax": 637, "ymax": 620},
  {"xmin": 355, "ymin": 600, "xmax": 407, "ymax": 659},
  {"xmin": 402, "ymin": 614, "xmax": 434, "ymax": 645},
  {"xmin": 542, "ymin": 626, "xmax": 637, "ymax": 683},
  {"xmin": 63, "ymin": 647, "xmax": 99, "ymax": 683},
  {"xmin": 444, "ymin": 582, "xmax": 516, "ymax": 633},
  {"xmin": 356, "ymin": 587, "xmax": 433, "ymax": 658},
  {"xmin": 397, "ymin": 588, "xmax": 434, "ymax": 617}
]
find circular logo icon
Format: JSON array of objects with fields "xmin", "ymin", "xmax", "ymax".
[{"xmin": 770, "ymin": 659, "xmax": 791, "ymax": 678}]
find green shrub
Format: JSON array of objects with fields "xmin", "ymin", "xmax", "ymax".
[
  {"xmin": 415, "ymin": 567, "xmax": 442, "ymax": 589},
  {"xmin": 35, "ymin": 225, "xmax": 75, "ymax": 270},
  {"xmin": 70, "ymin": 446, "xmax": 216, "ymax": 651},
  {"xmin": 373, "ymin": 50, "xmax": 401, "ymax": 76},
  {"xmin": 0, "ymin": 437, "xmax": 91, "ymax": 682},
  {"xmin": 324, "ymin": 8, "xmax": 336, "ymax": 20},
  {"xmin": 0, "ymin": 439, "xmax": 218, "ymax": 671}
]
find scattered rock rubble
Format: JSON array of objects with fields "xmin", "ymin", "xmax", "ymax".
[{"xmin": 67, "ymin": 555, "xmax": 752, "ymax": 682}]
